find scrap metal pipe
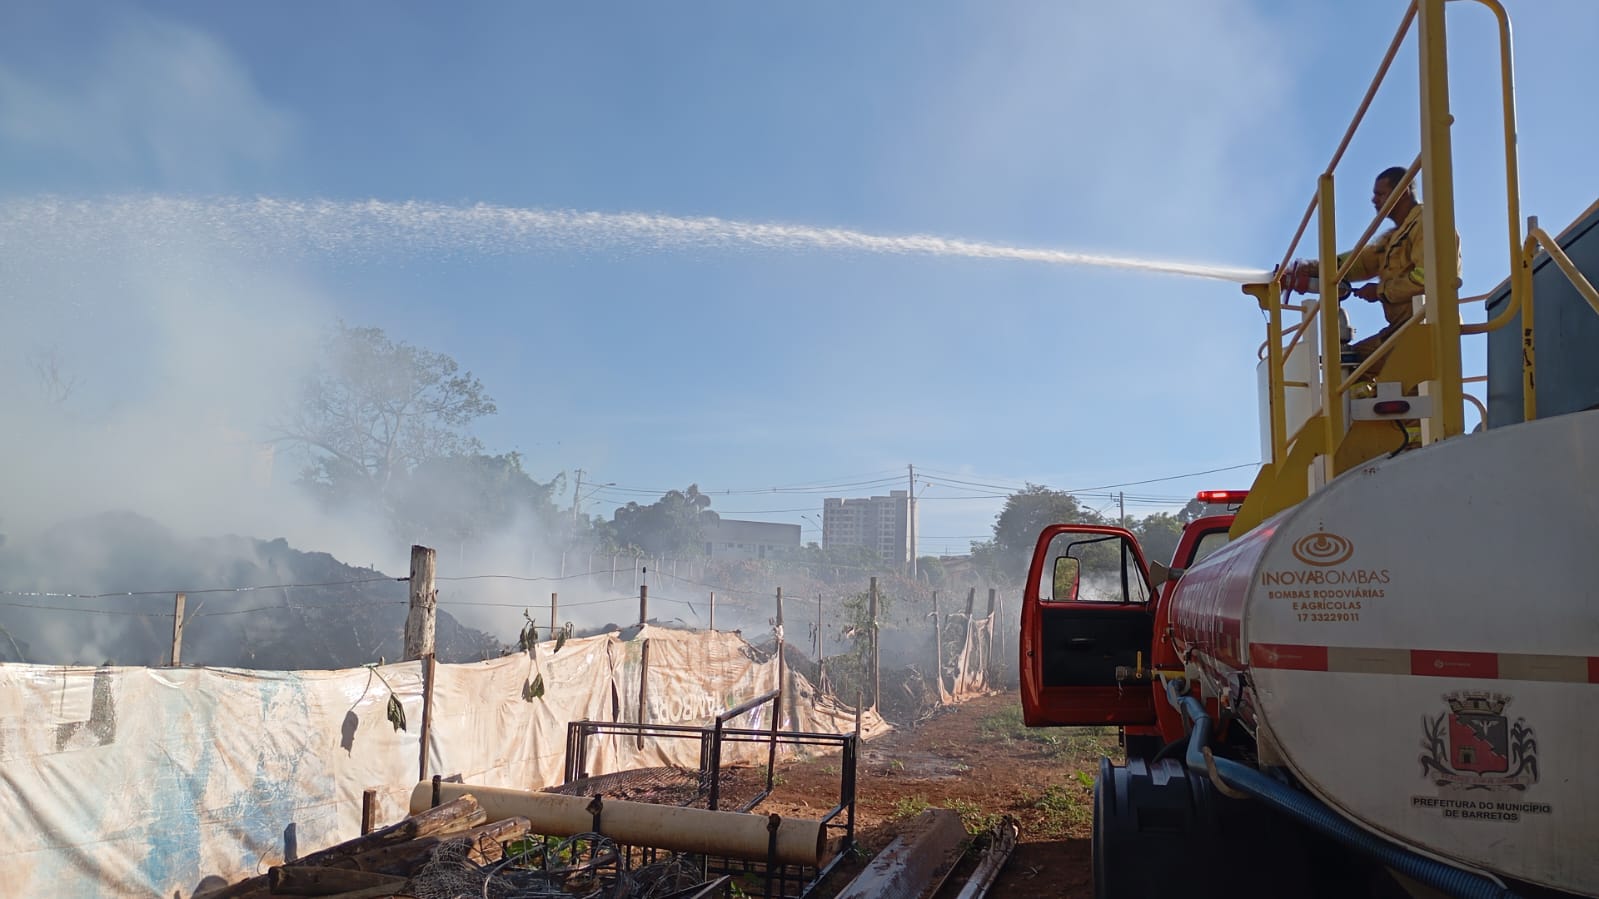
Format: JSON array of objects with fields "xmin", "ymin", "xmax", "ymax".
[
  {"xmin": 834, "ymin": 808, "xmax": 967, "ymax": 899},
  {"xmin": 410, "ymin": 781, "xmax": 826, "ymax": 866}
]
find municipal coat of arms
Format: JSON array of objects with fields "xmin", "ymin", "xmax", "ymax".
[{"xmin": 1419, "ymin": 691, "xmax": 1538, "ymax": 790}]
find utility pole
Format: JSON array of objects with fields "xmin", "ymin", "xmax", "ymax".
[
  {"xmin": 570, "ymin": 468, "xmax": 584, "ymax": 527},
  {"xmin": 1119, "ymin": 491, "xmax": 1126, "ymax": 528},
  {"xmin": 907, "ymin": 463, "xmax": 917, "ymax": 578}
]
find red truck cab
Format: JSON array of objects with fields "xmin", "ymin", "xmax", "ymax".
[{"xmin": 1018, "ymin": 492, "xmax": 1243, "ymax": 758}]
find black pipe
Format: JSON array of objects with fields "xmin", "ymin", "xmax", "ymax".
[{"xmin": 1164, "ymin": 679, "xmax": 1521, "ymax": 899}]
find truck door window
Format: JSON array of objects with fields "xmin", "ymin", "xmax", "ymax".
[{"xmin": 1044, "ymin": 533, "xmax": 1150, "ymax": 604}]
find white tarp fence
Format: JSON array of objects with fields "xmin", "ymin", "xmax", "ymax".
[{"xmin": 0, "ymin": 626, "xmax": 885, "ymax": 898}]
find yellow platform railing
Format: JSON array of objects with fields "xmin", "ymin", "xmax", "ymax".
[{"xmin": 1237, "ymin": 0, "xmax": 1534, "ymax": 533}]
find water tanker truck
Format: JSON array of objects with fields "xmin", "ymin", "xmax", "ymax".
[{"xmin": 1019, "ymin": 3, "xmax": 1598, "ymax": 896}]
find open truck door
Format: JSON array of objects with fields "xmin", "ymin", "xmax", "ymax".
[{"xmin": 1020, "ymin": 524, "xmax": 1157, "ymax": 727}]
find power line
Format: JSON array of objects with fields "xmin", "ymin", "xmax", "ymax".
[
  {"xmin": 585, "ymin": 475, "xmax": 906, "ymax": 499},
  {"xmin": 195, "ymin": 600, "xmax": 407, "ymax": 619},
  {"xmin": 918, "ymin": 473, "xmax": 1036, "ymax": 492},
  {"xmin": 0, "ymin": 598, "xmax": 408, "ymax": 618},
  {"xmin": 917, "ymin": 463, "xmax": 1259, "ymax": 497},
  {"xmin": 0, "ymin": 600, "xmax": 172, "ymax": 617},
  {"xmin": 0, "ymin": 576, "xmax": 404, "ymax": 601},
  {"xmin": 437, "ymin": 596, "xmax": 638, "ymax": 611},
  {"xmin": 1064, "ymin": 463, "xmax": 1260, "ymax": 493},
  {"xmin": 763, "ymin": 468, "xmax": 907, "ymax": 489},
  {"xmin": 581, "ymin": 468, "xmax": 907, "ymax": 496},
  {"xmin": 435, "ymin": 571, "xmax": 612, "ymax": 584},
  {"xmin": 691, "ymin": 507, "xmax": 818, "ymax": 515},
  {"xmin": 575, "ymin": 462, "xmax": 1255, "ymax": 514}
]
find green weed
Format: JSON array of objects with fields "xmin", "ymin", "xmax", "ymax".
[
  {"xmin": 980, "ymin": 705, "xmax": 1116, "ymax": 759},
  {"xmin": 892, "ymin": 795, "xmax": 931, "ymax": 819},
  {"xmin": 946, "ymin": 798, "xmax": 1004, "ymax": 834},
  {"xmin": 1032, "ymin": 783, "xmax": 1091, "ymax": 836}
]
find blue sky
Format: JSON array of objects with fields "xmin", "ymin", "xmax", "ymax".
[{"xmin": 3, "ymin": 1, "xmax": 1597, "ymax": 564}]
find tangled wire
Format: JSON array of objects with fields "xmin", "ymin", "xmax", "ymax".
[{"xmin": 407, "ymin": 832, "xmax": 710, "ymax": 899}]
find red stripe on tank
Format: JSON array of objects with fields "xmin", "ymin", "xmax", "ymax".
[{"xmin": 1248, "ymin": 642, "xmax": 1329, "ymax": 671}]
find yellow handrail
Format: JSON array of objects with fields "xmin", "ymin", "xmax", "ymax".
[
  {"xmin": 1257, "ymin": 156, "xmax": 1418, "ymax": 364},
  {"xmin": 1277, "ymin": 2, "xmax": 1419, "ymax": 273},
  {"xmin": 1529, "ymin": 224, "xmax": 1599, "ymax": 317},
  {"xmin": 1272, "ymin": 299, "xmax": 1317, "ymax": 360},
  {"xmin": 1460, "ymin": 233, "xmax": 1533, "ymax": 335},
  {"xmin": 1317, "ymin": 175, "xmax": 1345, "ymax": 474},
  {"xmin": 1455, "ymin": 0, "xmax": 1528, "ymax": 339},
  {"xmin": 1244, "ymin": 0, "xmax": 1535, "ymax": 521},
  {"xmin": 1464, "ymin": 392, "xmax": 1488, "ymax": 430},
  {"xmin": 1338, "ymin": 313, "xmax": 1422, "ymax": 394}
]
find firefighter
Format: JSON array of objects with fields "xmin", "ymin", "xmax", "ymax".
[{"xmin": 1282, "ymin": 166, "xmax": 1461, "ymax": 374}]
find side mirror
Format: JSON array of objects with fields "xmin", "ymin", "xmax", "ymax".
[
  {"xmin": 1052, "ymin": 557, "xmax": 1080, "ymax": 601},
  {"xmin": 1149, "ymin": 561, "xmax": 1186, "ymax": 587}
]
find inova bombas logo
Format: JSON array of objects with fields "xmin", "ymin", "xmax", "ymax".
[{"xmin": 1290, "ymin": 528, "xmax": 1355, "ymax": 567}]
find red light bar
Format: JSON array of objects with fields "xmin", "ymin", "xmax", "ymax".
[
  {"xmin": 1373, "ymin": 400, "xmax": 1411, "ymax": 415},
  {"xmin": 1196, "ymin": 490, "xmax": 1249, "ymax": 505}
]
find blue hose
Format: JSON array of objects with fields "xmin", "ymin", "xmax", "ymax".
[{"xmin": 1167, "ymin": 684, "xmax": 1521, "ymax": 899}]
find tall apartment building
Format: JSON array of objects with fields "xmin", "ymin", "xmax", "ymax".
[{"xmin": 821, "ymin": 490, "xmax": 914, "ymax": 567}]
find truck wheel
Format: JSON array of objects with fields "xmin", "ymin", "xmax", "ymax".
[
  {"xmin": 1092, "ymin": 755, "xmax": 1313, "ymax": 899},
  {"xmin": 1093, "ymin": 755, "xmax": 1212, "ymax": 899}
]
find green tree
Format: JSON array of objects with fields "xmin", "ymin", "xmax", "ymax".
[
  {"xmin": 978, "ymin": 485, "xmax": 1105, "ymax": 584},
  {"xmin": 392, "ymin": 453, "xmax": 565, "ymax": 549},
  {"xmin": 1132, "ymin": 512, "xmax": 1184, "ymax": 568},
  {"xmin": 1176, "ymin": 497, "xmax": 1209, "ymax": 524},
  {"xmin": 280, "ymin": 323, "xmax": 497, "ymax": 507},
  {"xmin": 600, "ymin": 484, "xmax": 720, "ymax": 556},
  {"xmin": 783, "ymin": 541, "xmax": 886, "ymax": 584}
]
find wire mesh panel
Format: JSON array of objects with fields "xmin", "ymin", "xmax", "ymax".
[
  {"xmin": 406, "ymin": 832, "xmax": 729, "ymax": 898},
  {"xmin": 552, "ymin": 715, "xmax": 858, "ymax": 898}
]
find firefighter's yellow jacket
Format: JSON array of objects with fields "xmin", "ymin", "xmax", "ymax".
[{"xmin": 1338, "ymin": 204, "xmax": 1461, "ymax": 327}]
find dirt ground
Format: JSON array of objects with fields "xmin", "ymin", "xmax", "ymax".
[{"xmin": 759, "ymin": 692, "xmax": 1118, "ymax": 898}]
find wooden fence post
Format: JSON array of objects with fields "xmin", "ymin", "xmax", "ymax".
[
  {"xmin": 170, "ymin": 592, "xmax": 186, "ymax": 666},
  {"xmin": 987, "ymin": 588, "xmax": 999, "ymax": 683},
  {"xmin": 996, "ymin": 592, "xmax": 1007, "ymax": 686},
  {"xmin": 637, "ymin": 638, "xmax": 651, "ymax": 749},
  {"xmin": 774, "ymin": 587, "xmax": 785, "ymax": 725},
  {"xmin": 868, "ymin": 577, "xmax": 880, "ymax": 711},
  {"xmin": 815, "ymin": 594, "xmax": 823, "ymax": 659},
  {"xmin": 404, "ymin": 545, "xmax": 437, "ymax": 660},
  {"xmin": 815, "ymin": 593, "xmax": 825, "ymax": 688},
  {"xmin": 419, "ymin": 653, "xmax": 436, "ymax": 780}
]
